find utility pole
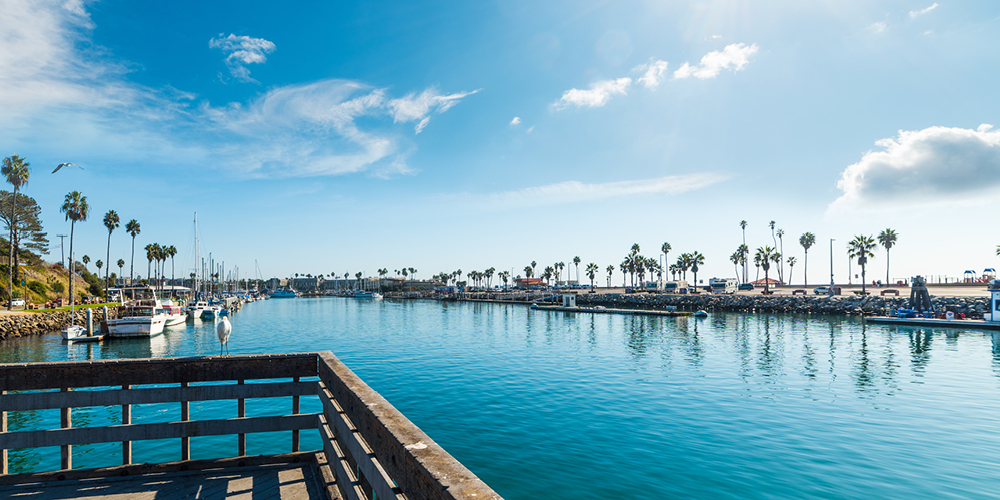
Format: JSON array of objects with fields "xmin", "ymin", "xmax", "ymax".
[
  {"xmin": 829, "ymin": 238, "xmax": 835, "ymax": 297},
  {"xmin": 56, "ymin": 234, "xmax": 67, "ymax": 268}
]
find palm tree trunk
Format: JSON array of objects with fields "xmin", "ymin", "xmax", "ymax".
[
  {"xmin": 804, "ymin": 250, "xmax": 809, "ymax": 287},
  {"xmin": 886, "ymin": 249, "xmax": 890, "ymax": 284},
  {"xmin": 68, "ymin": 221, "xmax": 75, "ymax": 305},
  {"xmin": 7, "ymin": 186, "xmax": 14, "ymax": 310},
  {"xmin": 130, "ymin": 237, "xmax": 135, "ymax": 283},
  {"xmin": 105, "ymin": 232, "xmax": 111, "ymax": 294}
]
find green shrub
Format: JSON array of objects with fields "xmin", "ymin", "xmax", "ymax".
[{"xmin": 27, "ymin": 280, "xmax": 46, "ymax": 295}]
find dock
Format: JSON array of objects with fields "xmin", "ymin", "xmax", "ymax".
[
  {"xmin": 0, "ymin": 352, "xmax": 502, "ymax": 500},
  {"xmin": 865, "ymin": 316, "xmax": 1000, "ymax": 330},
  {"xmin": 531, "ymin": 304, "xmax": 693, "ymax": 317}
]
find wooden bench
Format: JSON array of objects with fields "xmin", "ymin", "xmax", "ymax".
[
  {"xmin": 880, "ymin": 289, "xmax": 899, "ymax": 296},
  {"xmin": 792, "ymin": 289, "xmax": 806, "ymax": 295}
]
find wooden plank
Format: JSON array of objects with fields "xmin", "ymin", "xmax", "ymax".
[
  {"xmin": 317, "ymin": 351, "xmax": 502, "ymax": 500},
  {"xmin": 60, "ymin": 387, "xmax": 71, "ymax": 470},
  {"xmin": 180, "ymin": 382, "xmax": 190, "ymax": 461},
  {"xmin": 293, "ymin": 376, "xmax": 301, "ymax": 453},
  {"xmin": 238, "ymin": 379, "xmax": 246, "ymax": 456},
  {"xmin": 1, "ymin": 389, "xmax": 6, "ymax": 475},
  {"xmin": 0, "ymin": 413, "xmax": 319, "ymax": 450},
  {"xmin": 318, "ymin": 383, "xmax": 403, "ymax": 500},
  {"xmin": 0, "ymin": 380, "xmax": 318, "ymax": 411},
  {"xmin": 0, "ymin": 352, "xmax": 319, "ymax": 392},
  {"xmin": 318, "ymin": 413, "xmax": 364, "ymax": 500},
  {"xmin": 0, "ymin": 451, "xmax": 318, "ymax": 486},
  {"xmin": 122, "ymin": 384, "xmax": 131, "ymax": 466}
]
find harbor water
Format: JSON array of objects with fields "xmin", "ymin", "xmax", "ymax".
[{"xmin": 3, "ymin": 298, "xmax": 1000, "ymax": 499}]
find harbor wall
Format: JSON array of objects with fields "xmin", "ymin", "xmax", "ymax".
[{"xmin": 0, "ymin": 308, "xmax": 116, "ymax": 341}]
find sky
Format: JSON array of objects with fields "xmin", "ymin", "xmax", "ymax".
[{"xmin": 3, "ymin": 0, "xmax": 1000, "ymax": 286}]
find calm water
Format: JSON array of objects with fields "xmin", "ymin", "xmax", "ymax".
[{"xmin": 4, "ymin": 298, "xmax": 1000, "ymax": 499}]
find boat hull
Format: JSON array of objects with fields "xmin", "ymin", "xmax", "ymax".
[
  {"xmin": 107, "ymin": 317, "xmax": 166, "ymax": 338},
  {"xmin": 164, "ymin": 313, "xmax": 187, "ymax": 327},
  {"xmin": 61, "ymin": 326, "xmax": 86, "ymax": 341}
]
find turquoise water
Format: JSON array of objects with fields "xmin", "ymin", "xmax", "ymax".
[{"xmin": 4, "ymin": 298, "xmax": 1000, "ymax": 499}]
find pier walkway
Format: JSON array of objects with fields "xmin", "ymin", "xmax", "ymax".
[{"xmin": 0, "ymin": 352, "xmax": 502, "ymax": 500}]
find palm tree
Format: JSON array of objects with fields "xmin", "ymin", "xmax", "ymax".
[
  {"xmin": 542, "ymin": 266, "xmax": 554, "ymax": 286},
  {"xmin": 102, "ymin": 210, "xmax": 119, "ymax": 293},
  {"xmin": 573, "ymin": 256, "xmax": 581, "ymax": 282},
  {"xmin": 776, "ymin": 228, "xmax": 785, "ymax": 283},
  {"xmin": 769, "ymin": 220, "xmax": 776, "ymax": 248},
  {"xmin": 2, "ymin": 155, "xmax": 29, "ymax": 310},
  {"xmin": 523, "ymin": 265, "xmax": 533, "ymax": 283},
  {"xmin": 755, "ymin": 246, "xmax": 775, "ymax": 294},
  {"xmin": 166, "ymin": 245, "xmax": 177, "ymax": 294},
  {"xmin": 606, "ymin": 264, "xmax": 614, "ymax": 287},
  {"xmin": 739, "ymin": 220, "xmax": 748, "ymax": 282},
  {"xmin": 585, "ymin": 263, "xmax": 599, "ymax": 289},
  {"xmin": 730, "ymin": 251, "xmax": 741, "ymax": 281},
  {"xmin": 799, "ymin": 232, "xmax": 815, "ymax": 287},
  {"xmin": 619, "ymin": 261, "xmax": 628, "ymax": 287},
  {"xmin": 125, "ymin": 219, "xmax": 140, "ymax": 283},
  {"xmin": 787, "ymin": 256, "xmax": 797, "ymax": 286},
  {"xmin": 689, "ymin": 251, "xmax": 705, "ymax": 288},
  {"xmin": 82, "ymin": 255, "xmax": 90, "ymax": 270},
  {"xmin": 661, "ymin": 241, "xmax": 671, "ymax": 272},
  {"xmin": 95, "ymin": 260, "xmax": 103, "ymax": 282},
  {"xmin": 849, "ymin": 235, "xmax": 877, "ymax": 294},
  {"xmin": 61, "ymin": 191, "xmax": 89, "ymax": 305},
  {"xmin": 878, "ymin": 228, "xmax": 898, "ymax": 284},
  {"xmin": 753, "ymin": 253, "xmax": 761, "ymax": 282},
  {"xmin": 144, "ymin": 244, "xmax": 155, "ymax": 283},
  {"xmin": 117, "ymin": 258, "xmax": 125, "ymax": 284}
]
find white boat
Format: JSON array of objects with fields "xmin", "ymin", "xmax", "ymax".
[
  {"xmin": 186, "ymin": 300, "xmax": 209, "ymax": 320},
  {"xmin": 107, "ymin": 301, "xmax": 167, "ymax": 338},
  {"xmin": 201, "ymin": 305, "xmax": 220, "ymax": 320},
  {"xmin": 159, "ymin": 300, "xmax": 186, "ymax": 327},
  {"xmin": 61, "ymin": 325, "xmax": 87, "ymax": 341}
]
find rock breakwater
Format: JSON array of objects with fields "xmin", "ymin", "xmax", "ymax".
[{"xmin": 0, "ymin": 308, "xmax": 117, "ymax": 341}]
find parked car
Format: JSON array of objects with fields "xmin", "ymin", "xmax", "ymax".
[
  {"xmin": 738, "ymin": 283, "xmax": 754, "ymax": 291},
  {"xmin": 8, "ymin": 298, "xmax": 25, "ymax": 307},
  {"xmin": 813, "ymin": 286, "xmax": 831, "ymax": 295}
]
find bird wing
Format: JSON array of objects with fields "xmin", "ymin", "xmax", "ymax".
[{"xmin": 52, "ymin": 162, "xmax": 80, "ymax": 173}]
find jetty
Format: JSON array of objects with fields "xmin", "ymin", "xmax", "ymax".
[
  {"xmin": 865, "ymin": 316, "xmax": 1000, "ymax": 330},
  {"xmin": 0, "ymin": 352, "xmax": 501, "ymax": 500},
  {"xmin": 531, "ymin": 304, "xmax": 692, "ymax": 317}
]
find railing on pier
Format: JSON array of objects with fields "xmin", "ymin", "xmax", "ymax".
[{"xmin": 0, "ymin": 352, "xmax": 501, "ymax": 500}]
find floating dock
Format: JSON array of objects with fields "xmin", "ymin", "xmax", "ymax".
[
  {"xmin": 865, "ymin": 316, "xmax": 1000, "ymax": 330},
  {"xmin": 531, "ymin": 304, "xmax": 693, "ymax": 317}
]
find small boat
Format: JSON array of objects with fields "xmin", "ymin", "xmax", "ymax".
[
  {"xmin": 353, "ymin": 291, "xmax": 374, "ymax": 298},
  {"xmin": 270, "ymin": 288, "xmax": 299, "ymax": 298},
  {"xmin": 219, "ymin": 309, "xmax": 229, "ymax": 317},
  {"xmin": 61, "ymin": 325, "xmax": 87, "ymax": 341},
  {"xmin": 107, "ymin": 301, "xmax": 167, "ymax": 338},
  {"xmin": 694, "ymin": 310, "xmax": 709, "ymax": 318},
  {"xmin": 159, "ymin": 299, "xmax": 186, "ymax": 327},
  {"xmin": 201, "ymin": 306, "xmax": 220, "ymax": 320},
  {"xmin": 71, "ymin": 334, "xmax": 104, "ymax": 343},
  {"xmin": 186, "ymin": 300, "xmax": 209, "ymax": 320}
]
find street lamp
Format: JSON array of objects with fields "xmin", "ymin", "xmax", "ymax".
[{"xmin": 829, "ymin": 238, "xmax": 835, "ymax": 296}]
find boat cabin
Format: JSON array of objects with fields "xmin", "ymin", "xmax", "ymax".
[{"xmin": 986, "ymin": 282, "xmax": 1000, "ymax": 322}]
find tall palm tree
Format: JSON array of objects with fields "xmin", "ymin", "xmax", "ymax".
[
  {"xmin": 739, "ymin": 220, "xmax": 748, "ymax": 282},
  {"xmin": 82, "ymin": 255, "xmax": 90, "ymax": 270},
  {"xmin": 126, "ymin": 219, "xmax": 140, "ymax": 283},
  {"xmin": 848, "ymin": 235, "xmax": 877, "ymax": 294},
  {"xmin": 102, "ymin": 210, "xmax": 119, "ymax": 293},
  {"xmin": 2, "ymin": 155, "xmax": 29, "ymax": 310},
  {"xmin": 799, "ymin": 232, "xmax": 815, "ymax": 287},
  {"xmin": 689, "ymin": 251, "xmax": 705, "ymax": 288},
  {"xmin": 61, "ymin": 191, "xmax": 89, "ymax": 305},
  {"xmin": 787, "ymin": 256, "xmax": 797, "ymax": 286},
  {"xmin": 144, "ymin": 243, "xmax": 155, "ymax": 284},
  {"xmin": 878, "ymin": 228, "xmax": 898, "ymax": 284},
  {"xmin": 585, "ymin": 263, "xmax": 599, "ymax": 289},
  {"xmin": 730, "ymin": 251, "xmax": 741, "ymax": 281},
  {"xmin": 755, "ymin": 246, "xmax": 775, "ymax": 294},
  {"xmin": 776, "ymin": 228, "xmax": 785, "ymax": 283},
  {"xmin": 573, "ymin": 256, "xmax": 581, "ymax": 282},
  {"xmin": 606, "ymin": 264, "xmax": 614, "ymax": 287},
  {"xmin": 661, "ymin": 242, "xmax": 671, "ymax": 268},
  {"xmin": 167, "ymin": 245, "xmax": 177, "ymax": 294},
  {"xmin": 117, "ymin": 259, "xmax": 125, "ymax": 285},
  {"xmin": 769, "ymin": 220, "xmax": 776, "ymax": 248}
]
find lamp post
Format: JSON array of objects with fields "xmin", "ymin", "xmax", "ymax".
[{"xmin": 829, "ymin": 238, "xmax": 835, "ymax": 296}]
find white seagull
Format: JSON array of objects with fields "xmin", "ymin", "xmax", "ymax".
[
  {"xmin": 217, "ymin": 316, "xmax": 232, "ymax": 356},
  {"xmin": 52, "ymin": 162, "xmax": 83, "ymax": 174}
]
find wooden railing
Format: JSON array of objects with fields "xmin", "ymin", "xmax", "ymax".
[{"xmin": 0, "ymin": 352, "xmax": 501, "ymax": 500}]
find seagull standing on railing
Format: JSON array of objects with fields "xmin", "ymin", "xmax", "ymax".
[
  {"xmin": 217, "ymin": 316, "xmax": 232, "ymax": 356},
  {"xmin": 52, "ymin": 162, "xmax": 84, "ymax": 173}
]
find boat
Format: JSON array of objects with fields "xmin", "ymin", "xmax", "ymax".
[
  {"xmin": 353, "ymin": 291, "xmax": 374, "ymax": 298},
  {"xmin": 201, "ymin": 305, "xmax": 220, "ymax": 320},
  {"xmin": 270, "ymin": 288, "xmax": 299, "ymax": 298},
  {"xmin": 61, "ymin": 325, "xmax": 87, "ymax": 341},
  {"xmin": 186, "ymin": 300, "xmax": 209, "ymax": 320},
  {"xmin": 159, "ymin": 299, "xmax": 186, "ymax": 327},
  {"xmin": 694, "ymin": 310, "xmax": 709, "ymax": 318},
  {"xmin": 107, "ymin": 301, "xmax": 167, "ymax": 338}
]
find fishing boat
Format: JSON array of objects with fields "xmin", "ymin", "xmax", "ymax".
[
  {"xmin": 270, "ymin": 288, "xmax": 298, "ymax": 298},
  {"xmin": 107, "ymin": 301, "xmax": 167, "ymax": 338}
]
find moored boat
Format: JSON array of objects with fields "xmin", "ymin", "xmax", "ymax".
[
  {"xmin": 107, "ymin": 301, "xmax": 167, "ymax": 338},
  {"xmin": 270, "ymin": 288, "xmax": 299, "ymax": 298}
]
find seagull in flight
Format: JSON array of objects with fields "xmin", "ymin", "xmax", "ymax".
[{"xmin": 52, "ymin": 163, "xmax": 83, "ymax": 174}]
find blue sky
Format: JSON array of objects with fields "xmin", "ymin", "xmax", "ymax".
[{"xmin": 3, "ymin": 0, "xmax": 1000, "ymax": 285}]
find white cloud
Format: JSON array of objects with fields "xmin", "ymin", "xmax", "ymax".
[
  {"xmin": 711, "ymin": 35, "xmax": 722, "ymax": 39},
  {"xmin": 554, "ymin": 77, "xmax": 632, "ymax": 109},
  {"xmin": 510, "ymin": 116, "xmax": 521, "ymax": 125},
  {"xmin": 636, "ymin": 60, "xmax": 669, "ymax": 89},
  {"xmin": 209, "ymin": 34, "xmax": 276, "ymax": 83},
  {"xmin": 673, "ymin": 43, "xmax": 759, "ymax": 79},
  {"xmin": 909, "ymin": 3, "xmax": 939, "ymax": 18},
  {"xmin": 869, "ymin": 22, "xmax": 887, "ymax": 33},
  {"xmin": 832, "ymin": 124, "xmax": 1000, "ymax": 208},
  {"xmin": 387, "ymin": 88, "xmax": 481, "ymax": 134},
  {"xmin": 486, "ymin": 173, "xmax": 727, "ymax": 207}
]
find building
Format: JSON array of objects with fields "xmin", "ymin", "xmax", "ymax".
[{"xmin": 514, "ymin": 278, "xmax": 545, "ymax": 288}]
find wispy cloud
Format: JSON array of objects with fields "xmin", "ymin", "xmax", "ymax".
[
  {"xmin": 909, "ymin": 3, "xmax": 939, "ymax": 18},
  {"xmin": 635, "ymin": 60, "xmax": 669, "ymax": 89},
  {"xmin": 209, "ymin": 34, "xmax": 276, "ymax": 83},
  {"xmin": 387, "ymin": 88, "xmax": 481, "ymax": 134},
  {"xmin": 554, "ymin": 77, "xmax": 632, "ymax": 109},
  {"xmin": 832, "ymin": 124, "xmax": 1000, "ymax": 209},
  {"xmin": 673, "ymin": 43, "xmax": 758, "ymax": 79},
  {"xmin": 868, "ymin": 22, "xmax": 887, "ymax": 34},
  {"xmin": 484, "ymin": 173, "xmax": 727, "ymax": 207},
  {"xmin": 510, "ymin": 116, "xmax": 521, "ymax": 125}
]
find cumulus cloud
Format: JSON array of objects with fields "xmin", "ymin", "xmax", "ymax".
[
  {"xmin": 909, "ymin": 3, "xmax": 939, "ymax": 18},
  {"xmin": 209, "ymin": 34, "xmax": 276, "ymax": 83},
  {"xmin": 673, "ymin": 43, "xmax": 758, "ymax": 79},
  {"xmin": 636, "ymin": 60, "xmax": 669, "ymax": 89},
  {"xmin": 510, "ymin": 116, "xmax": 521, "ymax": 125},
  {"xmin": 486, "ymin": 173, "xmax": 727, "ymax": 207},
  {"xmin": 869, "ymin": 22, "xmax": 887, "ymax": 33},
  {"xmin": 554, "ymin": 77, "xmax": 632, "ymax": 109},
  {"xmin": 832, "ymin": 124, "xmax": 1000, "ymax": 208}
]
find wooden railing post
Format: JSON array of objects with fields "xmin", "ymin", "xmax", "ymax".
[
  {"xmin": 238, "ymin": 379, "xmax": 246, "ymax": 456},
  {"xmin": 122, "ymin": 384, "xmax": 131, "ymax": 465},
  {"xmin": 292, "ymin": 376, "xmax": 300, "ymax": 452},
  {"xmin": 60, "ymin": 387, "xmax": 71, "ymax": 470},
  {"xmin": 2, "ymin": 389, "xmax": 7, "ymax": 475},
  {"xmin": 180, "ymin": 382, "xmax": 190, "ymax": 461}
]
